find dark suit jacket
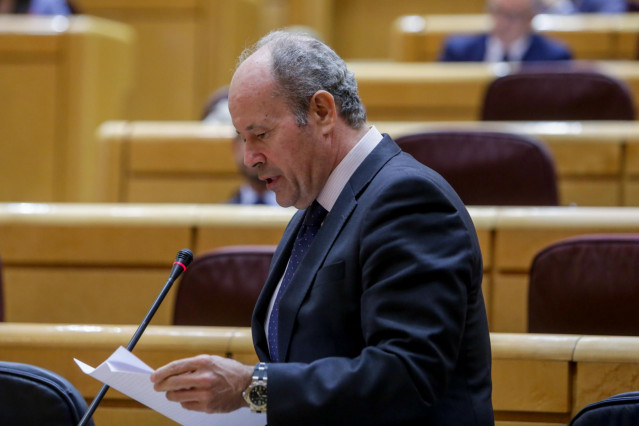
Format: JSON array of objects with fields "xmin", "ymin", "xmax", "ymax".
[
  {"xmin": 577, "ymin": 0, "xmax": 626, "ymax": 13},
  {"xmin": 440, "ymin": 33, "xmax": 573, "ymax": 62},
  {"xmin": 251, "ymin": 135, "xmax": 494, "ymax": 426}
]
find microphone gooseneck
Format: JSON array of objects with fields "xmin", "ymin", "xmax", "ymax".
[{"xmin": 78, "ymin": 248, "xmax": 194, "ymax": 426}]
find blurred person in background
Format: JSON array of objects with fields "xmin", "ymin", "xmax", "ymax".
[
  {"xmin": 202, "ymin": 86, "xmax": 279, "ymax": 206},
  {"xmin": 0, "ymin": 0, "xmax": 76, "ymax": 14},
  {"xmin": 440, "ymin": 0, "xmax": 572, "ymax": 62},
  {"xmin": 541, "ymin": 0, "xmax": 627, "ymax": 13}
]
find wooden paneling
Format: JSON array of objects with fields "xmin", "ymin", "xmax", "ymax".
[
  {"xmin": 348, "ymin": 61, "xmax": 639, "ymax": 122},
  {"xmin": 1, "ymin": 203, "xmax": 639, "ymax": 332},
  {"xmin": 572, "ymin": 336, "xmax": 639, "ymax": 413},
  {"xmin": 75, "ymin": 0, "xmax": 267, "ymax": 120},
  {"xmin": 98, "ymin": 120, "xmax": 639, "ymax": 207},
  {"xmin": 490, "ymin": 207, "xmax": 639, "ymax": 332},
  {"xmin": 0, "ymin": 16, "xmax": 134, "ymax": 202},
  {"xmin": 275, "ymin": 0, "xmax": 486, "ymax": 59},
  {"xmin": 1, "ymin": 324, "xmax": 638, "ymax": 425},
  {"xmin": 391, "ymin": 14, "xmax": 639, "ymax": 62},
  {"xmin": 626, "ymin": 138, "xmax": 639, "ymax": 206},
  {"xmin": 4, "ymin": 268, "xmax": 174, "ymax": 324},
  {"xmin": 97, "ymin": 121, "xmax": 243, "ymax": 203}
]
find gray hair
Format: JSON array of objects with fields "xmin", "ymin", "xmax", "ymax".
[{"xmin": 238, "ymin": 30, "xmax": 367, "ymax": 128}]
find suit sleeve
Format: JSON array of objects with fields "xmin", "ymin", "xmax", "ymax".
[{"xmin": 266, "ymin": 173, "xmax": 482, "ymax": 426}]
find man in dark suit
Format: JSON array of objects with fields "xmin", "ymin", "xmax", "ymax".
[
  {"xmin": 441, "ymin": 0, "xmax": 572, "ymax": 62},
  {"xmin": 543, "ymin": 0, "xmax": 627, "ymax": 13},
  {"xmin": 152, "ymin": 30, "xmax": 494, "ymax": 426}
]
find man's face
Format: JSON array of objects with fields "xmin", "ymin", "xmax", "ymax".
[
  {"xmin": 490, "ymin": 0, "xmax": 535, "ymax": 46},
  {"xmin": 228, "ymin": 50, "xmax": 332, "ymax": 209}
]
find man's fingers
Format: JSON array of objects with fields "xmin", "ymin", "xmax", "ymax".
[{"xmin": 151, "ymin": 355, "xmax": 210, "ymax": 385}]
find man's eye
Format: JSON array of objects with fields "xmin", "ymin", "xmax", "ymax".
[{"xmin": 257, "ymin": 132, "xmax": 267, "ymax": 139}]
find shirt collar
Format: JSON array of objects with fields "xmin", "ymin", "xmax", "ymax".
[
  {"xmin": 316, "ymin": 125, "xmax": 383, "ymax": 212},
  {"xmin": 485, "ymin": 34, "xmax": 532, "ymax": 62}
]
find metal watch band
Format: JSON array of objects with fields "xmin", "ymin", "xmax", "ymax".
[{"xmin": 253, "ymin": 362, "xmax": 268, "ymax": 380}]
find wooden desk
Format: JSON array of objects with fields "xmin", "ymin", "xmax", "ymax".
[
  {"xmin": 348, "ymin": 61, "xmax": 639, "ymax": 122},
  {"xmin": 0, "ymin": 15, "xmax": 134, "ymax": 202},
  {"xmin": 391, "ymin": 13, "xmax": 639, "ymax": 62},
  {"xmin": 1, "ymin": 203, "xmax": 639, "ymax": 334},
  {"xmin": 0, "ymin": 203, "xmax": 292, "ymax": 325},
  {"xmin": 97, "ymin": 120, "xmax": 639, "ymax": 207},
  {"xmin": 97, "ymin": 121, "xmax": 240, "ymax": 203},
  {"xmin": 1, "ymin": 323, "xmax": 638, "ymax": 425},
  {"xmin": 380, "ymin": 120, "xmax": 639, "ymax": 207}
]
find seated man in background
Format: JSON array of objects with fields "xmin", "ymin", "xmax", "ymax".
[
  {"xmin": 203, "ymin": 87, "xmax": 279, "ymax": 206},
  {"xmin": 440, "ymin": 0, "xmax": 573, "ymax": 62},
  {"xmin": 541, "ymin": 0, "xmax": 627, "ymax": 13}
]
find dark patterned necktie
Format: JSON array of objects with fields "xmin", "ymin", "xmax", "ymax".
[{"xmin": 267, "ymin": 201, "xmax": 328, "ymax": 362}]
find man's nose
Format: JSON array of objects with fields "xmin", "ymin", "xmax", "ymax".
[{"xmin": 243, "ymin": 142, "xmax": 264, "ymax": 168}]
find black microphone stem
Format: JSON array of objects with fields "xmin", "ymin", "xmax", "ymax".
[{"xmin": 78, "ymin": 249, "xmax": 193, "ymax": 426}]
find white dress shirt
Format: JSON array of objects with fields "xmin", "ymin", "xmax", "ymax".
[
  {"xmin": 484, "ymin": 35, "xmax": 532, "ymax": 62},
  {"xmin": 264, "ymin": 125, "xmax": 383, "ymax": 341}
]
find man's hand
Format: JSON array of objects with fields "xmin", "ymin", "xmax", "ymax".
[{"xmin": 150, "ymin": 355, "xmax": 254, "ymax": 413}]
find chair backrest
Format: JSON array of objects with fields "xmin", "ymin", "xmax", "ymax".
[
  {"xmin": 395, "ymin": 130, "xmax": 559, "ymax": 206},
  {"xmin": 173, "ymin": 245, "xmax": 276, "ymax": 326},
  {"xmin": 0, "ymin": 361, "xmax": 93, "ymax": 425},
  {"xmin": 528, "ymin": 234, "xmax": 639, "ymax": 335},
  {"xmin": 570, "ymin": 392, "xmax": 639, "ymax": 426},
  {"xmin": 481, "ymin": 68, "xmax": 636, "ymax": 121}
]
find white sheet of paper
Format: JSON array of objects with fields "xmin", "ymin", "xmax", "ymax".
[{"xmin": 74, "ymin": 346, "xmax": 266, "ymax": 426}]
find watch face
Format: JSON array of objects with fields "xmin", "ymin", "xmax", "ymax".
[{"xmin": 249, "ymin": 384, "xmax": 267, "ymax": 407}]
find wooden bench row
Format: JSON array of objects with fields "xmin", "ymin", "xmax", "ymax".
[
  {"xmin": 1, "ymin": 203, "xmax": 638, "ymax": 333},
  {"xmin": 391, "ymin": 13, "xmax": 639, "ymax": 62},
  {"xmin": 97, "ymin": 120, "xmax": 639, "ymax": 207},
  {"xmin": 0, "ymin": 323, "xmax": 637, "ymax": 425},
  {"xmin": 4, "ymin": 31, "xmax": 639, "ymax": 204},
  {"xmin": 348, "ymin": 60, "xmax": 639, "ymax": 122}
]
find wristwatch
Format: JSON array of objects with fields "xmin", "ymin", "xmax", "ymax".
[{"xmin": 243, "ymin": 362, "xmax": 268, "ymax": 413}]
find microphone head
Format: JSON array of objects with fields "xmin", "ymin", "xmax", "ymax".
[{"xmin": 175, "ymin": 249, "xmax": 194, "ymax": 267}]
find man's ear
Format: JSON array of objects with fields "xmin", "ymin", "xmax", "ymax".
[{"xmin": 309, "ymin": 90, "xmax": 336, "ymax": 133}]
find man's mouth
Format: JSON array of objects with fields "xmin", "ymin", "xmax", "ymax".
[{"xmin": 262, "ymin": 176, "xmax": 279, "ymax": 189}]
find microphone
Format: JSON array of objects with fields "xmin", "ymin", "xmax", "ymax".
[{"xmin": 78, "ymin": 248, "xmax": 194, "ymax": 426}]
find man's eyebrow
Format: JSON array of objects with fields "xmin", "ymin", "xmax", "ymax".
[{"xmin": 243, "ymin": 124, "xmax": 269, "ymax": 132}]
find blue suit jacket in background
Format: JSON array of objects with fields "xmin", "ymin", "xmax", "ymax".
[
  {"xmin": 440, "ymin": 33, "xmax": 573, "ymax": 62},
  {"xmin": 575, "ymin": 0, "xmax": 627, "ymax": 13}
]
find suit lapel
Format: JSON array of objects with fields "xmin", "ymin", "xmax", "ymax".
[
  {"xmin": 254, "ymin": 135, "xmax": 402, "ymax": 362},
  {"xmin": 251, "ymin": 210, "xmax": 304, "ymax": 360},
  {"xmin": 276, "ymin": 186, "xmax": 358, "ymax": 361}
]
